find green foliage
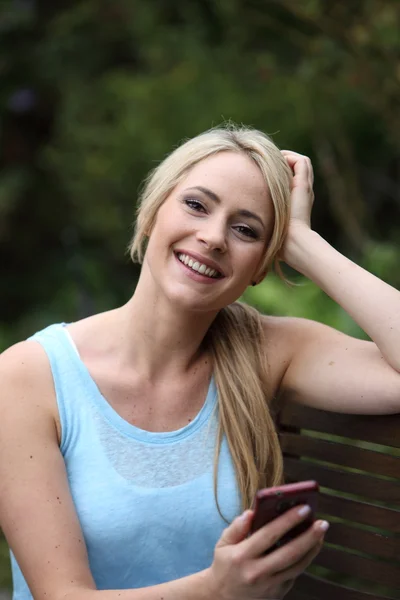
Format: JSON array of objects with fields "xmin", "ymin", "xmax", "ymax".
[
  {"xmin": 1, "ymin": 0, "xmax": 399, "ymax": 346},
  {"xmin": 0, "ymin": 540, "xmax": 11, "ymax": 590}
]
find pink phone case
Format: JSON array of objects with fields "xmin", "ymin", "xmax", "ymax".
[{"xmin": 250, "ymin": 480, "xmax": 319, "ymax": 552}]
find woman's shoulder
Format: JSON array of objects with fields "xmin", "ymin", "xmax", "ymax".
[
  {"xmin": 260, "ymin": 314, "xmax": 322, "ymax": 394},
  {"xmin": 262, "ymin": 313, "xmax": 340, "ymax": 347},
  {"xmin": 262, "ymin": 313, "xmax": 324, "ymax": 339},
  {"xmin": 0, "ymin": 337, "xmax": 51, "ymax": 380},
  {"xmin": 0, "ymin": 339, "xmax": 59, "ymax": 429}
]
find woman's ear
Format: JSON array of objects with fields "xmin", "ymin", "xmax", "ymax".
[{"xmin": 251, "ymin": 269, "xmax": 268, "ymax": 286}]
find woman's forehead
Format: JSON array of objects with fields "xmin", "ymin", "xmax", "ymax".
[{"xmin": 179, "ymin": 151, "xmax": 271, "ymax": 204}]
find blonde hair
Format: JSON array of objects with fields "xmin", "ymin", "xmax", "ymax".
[{"xmin": 128, "ymin": 124, "xmax": 292, "ymax": 511}]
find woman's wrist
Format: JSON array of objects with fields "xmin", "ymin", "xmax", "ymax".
[
  {"xmin": 282, "ymin": 225, "xmax": 324, "ymax": 276},
  {"xmin": 157, "ymin": 567, "xmax": 218, "ymax": 600},
  {"xmin": 194, "ymin": 567, "xmax": 219, "ymax": 599}
]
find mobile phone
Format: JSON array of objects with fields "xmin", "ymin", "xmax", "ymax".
[{"xmin": 250, "ymin": 480, "xmax": 319, "ymax": 553}]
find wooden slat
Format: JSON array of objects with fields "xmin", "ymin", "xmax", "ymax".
[
  {"xmin": 280, "ymin": 432, "xmax": 400, "ymax": 479},
  {"xmin": 279, "ymin": 402, "xmax": 400, "ymax": 447},
  {"xmin": 315, "ymin": 546, "xmax": 400, "ymax": 588},
  {"xmin": 325, "ymin": 521, "xmax": 400, "ymax": 562},
  {"xmin": 285, "ymin": 590, "xmax": 313, "ymax": 600},
  {"xmin": 277, "ymin": 403, "xmax": 400, "ymax": 599},
  {"xmin": 289, "ymin": 572, "xmax": 397, "ymax": 600},
  {"xmin": 318, "ymin": 493, "xmax": 400, "ymax": 532},
  {"xmin": 284, "ymin": 457, "xmax": 400, "ymax": 503}
]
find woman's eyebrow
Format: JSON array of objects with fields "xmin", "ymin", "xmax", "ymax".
[
  {"xmin": 237, "ymin": 209, "xmax": 265, "ymax": 228},
  {"xmin": 185, "ymin": 186, "xmax": 220, "ymax": 203},
  {"xmin": 184, "ymin": 186, "xmax": 266, "ymax": 229}
]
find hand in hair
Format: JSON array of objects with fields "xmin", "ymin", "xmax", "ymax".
[
  {"xmin": 208, "ymin": 505, "xmax": 327, "ymax": 599},
  {"xmin": 280, "ymin": 151, "xmax": 315, "ymax": 264}
]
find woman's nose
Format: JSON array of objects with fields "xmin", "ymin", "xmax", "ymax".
[{"xmin": 196, "ymin": 220, "xmax": 227, "ymax": 253}]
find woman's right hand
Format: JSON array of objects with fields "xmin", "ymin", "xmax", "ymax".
[{"xmin": 208, "ymin": 505, "xmax": 328, "ymax": 600}]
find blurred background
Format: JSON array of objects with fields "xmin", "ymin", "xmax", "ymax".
[{"xmin": 0, "ymin": 0, "xmax": 399, "ymax": 591}]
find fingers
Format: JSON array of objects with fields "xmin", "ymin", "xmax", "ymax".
[
  {"xmin": 281, "ymin": 150, "xmax": 314, "ymax": 188},
  {"xmin": 270, "ymin": 537, "xmax": 323, "ymax": 586},
  {"xmin": 212, "ymin": 508, "xmax": 326, "ymax": 598},
  {"xmin": 243, "ymin": 520, "xmax": 326, "ymax": 588},
  {"xmin": 241, "ymin": 504, "xmax": 314, "ymax": 558},
  {"xmin": 217, "ymin": 510, "xmax": 254, "ymax": 548},
  {"xmin": 260, "ymin": 519, "xmax": 327, "ymax": 575}
]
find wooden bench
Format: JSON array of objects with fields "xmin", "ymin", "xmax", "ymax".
[{"xmin": 275, "ymin": 399, "xmax": 400, "ymax": 600}]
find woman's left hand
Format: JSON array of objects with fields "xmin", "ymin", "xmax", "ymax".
[{"xmin": 281, "ymin": 151, "xmax": 315, "ymax": 264}]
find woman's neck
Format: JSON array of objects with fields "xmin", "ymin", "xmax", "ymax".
[{"xmin": 115, "ymin": 278, "xmax": 218, "ymax": 381}]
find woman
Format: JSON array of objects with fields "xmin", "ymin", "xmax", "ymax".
[{"xmin": 0, "ymin": 124, "xmax": 399, "ymax": 600}]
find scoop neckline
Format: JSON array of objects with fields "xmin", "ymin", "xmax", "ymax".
[{"xmin": 58, "ymin": 323, "xmax": 217, "ymax": 444}]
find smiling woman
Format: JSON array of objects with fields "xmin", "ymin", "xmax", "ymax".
[
  {"xmin": 128, "ymin": 130, "xmax": 293, "ymax": 511},
  {"xmin": 130, "ymin": 127, "xmax": 290, "ymax": 278},
  {"xmin": 0, "ymin": 123, "xmax": 399, "ymax": 600}
]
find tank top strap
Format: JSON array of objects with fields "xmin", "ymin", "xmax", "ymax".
[{"xmin": 28, "ymin": 323, "xmax": 99, "ymax": 454}]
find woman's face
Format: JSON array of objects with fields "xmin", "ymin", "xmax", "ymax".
[{"xmin": 143, "ymin": 151, "xmax": 275, "ymax": 313}]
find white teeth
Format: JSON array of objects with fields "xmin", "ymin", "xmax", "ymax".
[{"xmin": 177, "ymin": 253, "xmax": 220, "ymax": 278}]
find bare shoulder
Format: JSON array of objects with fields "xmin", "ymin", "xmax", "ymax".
[
  {"xmin": 1, "ymin": 338, "xmax": 48, "ymax": 372},
  {"xmin": 261, "ymin": 314, "xmax": 398, "ymax": 414},
  {"xmin": 261, "ymin": 313, "xmax": 312, "ymax": 353},
  {"xmin": 260, "ymin": 315, "xmax": 337, "ymax": 393},
  {"xmin": 262, "ymin": 314, "xmax": 338, "ymax": 344},
  {"xmin": 0, "ymin": 340, "xmax": 59, "ymax": 427}
]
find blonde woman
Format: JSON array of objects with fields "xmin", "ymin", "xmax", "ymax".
[{"xmin": 0, "ymin": 125, "xmax": 399, "ymax": 600}]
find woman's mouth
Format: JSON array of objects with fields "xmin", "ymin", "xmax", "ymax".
[{"xmin": 175, "ymin": 252, "xmax": 223, "ymax": 279}]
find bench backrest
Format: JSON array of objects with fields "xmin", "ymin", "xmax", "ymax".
[{"xmin": 275, "ymin": 400, "xmax": 400, "ymax": 600}]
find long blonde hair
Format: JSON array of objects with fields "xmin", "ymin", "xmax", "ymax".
[{"xmin": 128, "ymin": 124, "xmax": 292, "ymax": 511}]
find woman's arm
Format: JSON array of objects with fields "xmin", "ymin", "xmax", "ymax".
[
  {"xmin": 273, "ymin": 152, "xmax": 400, "ymax": 413},
  {"xmin": 286, "ymin": 225, "xmax": 400, "ymax": 374}
]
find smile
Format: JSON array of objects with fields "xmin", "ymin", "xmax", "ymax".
[{"xmin": 176, "ymin": 253, "xmax": 222, "ymax": 279}]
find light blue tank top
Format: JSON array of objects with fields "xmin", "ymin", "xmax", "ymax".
[{"xmin": 10, "ymin": 324, "xmax": 241, "ymax": 598}]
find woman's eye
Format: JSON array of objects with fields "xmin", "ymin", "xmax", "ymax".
[
  {"xmin": 184, "ymin": 198, "xmax": 206, "ymax": 212},
  {"xmin": 235, "ymin": 225, "xmax": 258, "ymax": 239}
]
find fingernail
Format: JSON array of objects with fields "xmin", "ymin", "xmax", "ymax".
[
  {"xmin": 239, "ymin": 510, "xmax": 250, "ymax": 522},
  {"xmin": 318, "ymin": 520, "xmax": 330, "ymax": 531},
  {"xmin": 298, "ymin": 505, "xmax": 311, "ymax": 517}
]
